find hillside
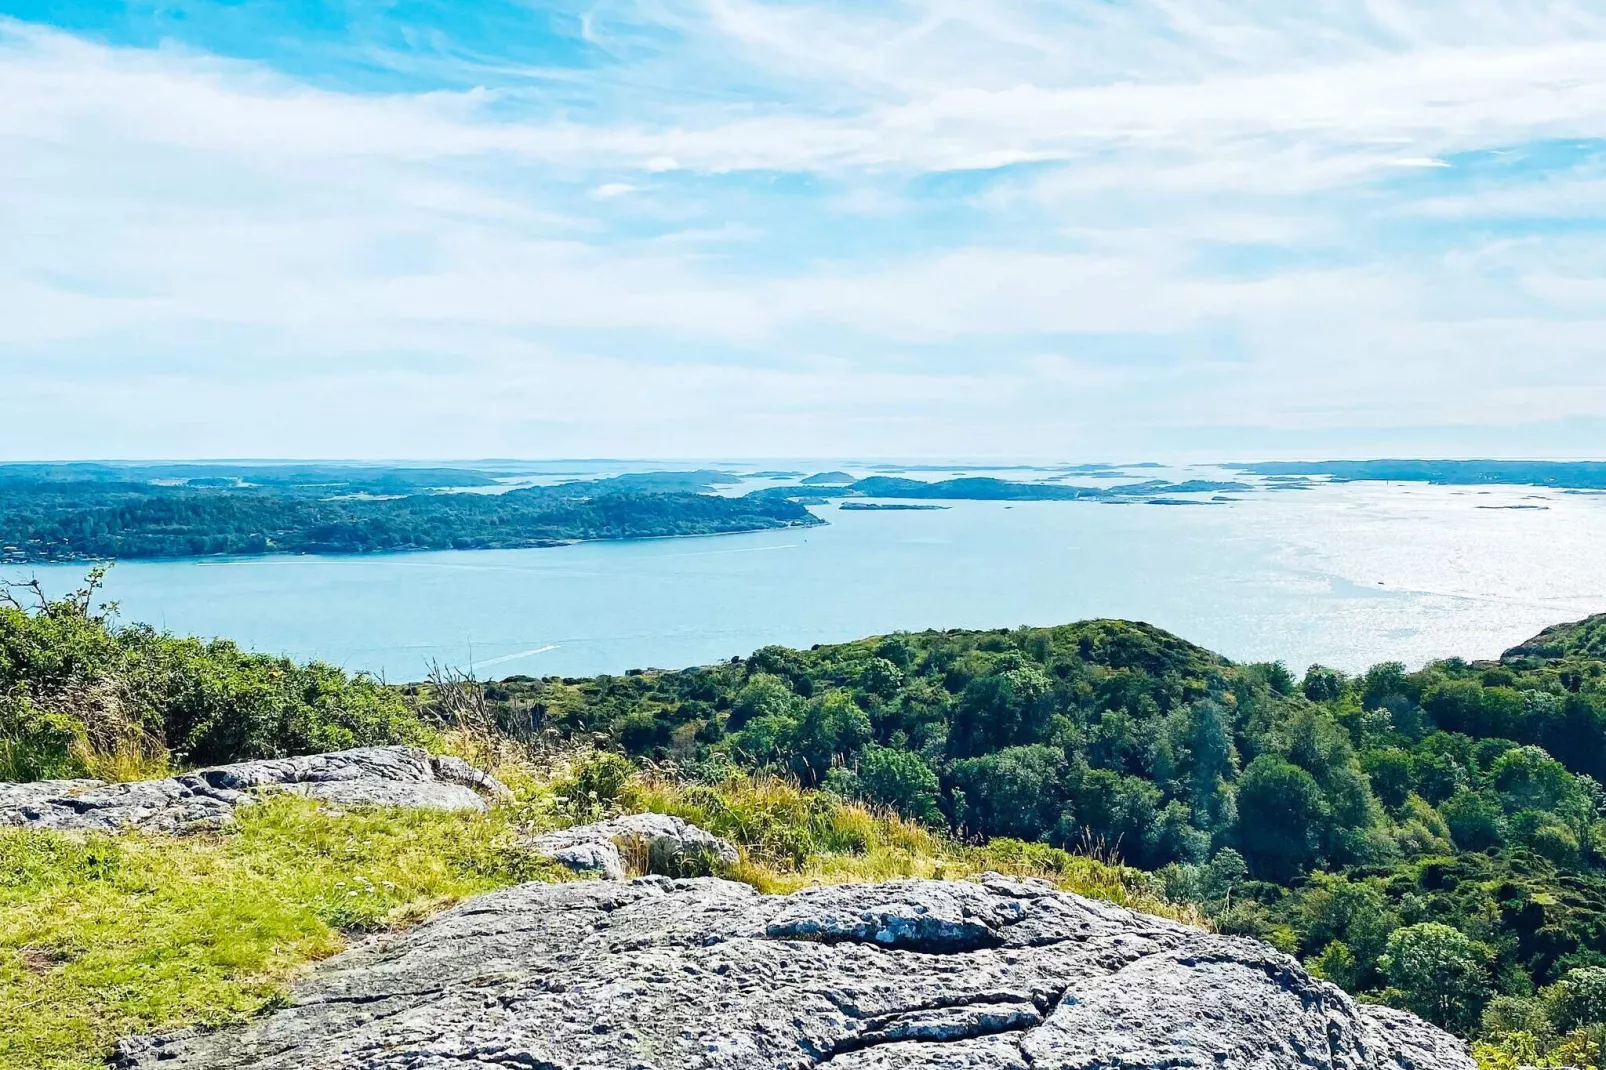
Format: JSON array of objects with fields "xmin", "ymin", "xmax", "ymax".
[
  {"xmin": 471, "ymin": 615, "xmax": 1606, "ymax": 1057},
  {"xmin": 6, "ymin": 582, "xmax": 1606, "ymax": 1065},
  {"xmin": 1503, "ymin": 613, "xmax": 1606, "ymax": 666}
]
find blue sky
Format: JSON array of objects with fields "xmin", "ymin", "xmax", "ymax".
[{"xmin": 3, "ymin": 1, "xmax": 1606, "ymax": 460}]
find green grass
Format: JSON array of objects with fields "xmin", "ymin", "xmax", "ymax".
[
  {"xmin": 0, "ymin": 750, "xmax": 1185, "ymax": 1070},
  {"xmin": 0, "ymin": 797, "xmax": 560, "ymax": 1070}
]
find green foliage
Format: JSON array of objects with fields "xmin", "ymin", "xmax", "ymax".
[
  {"xmin": 0, "ymin": 572, "xmax": 428, "ymax": 777},
  {"xmin": 950, "ymin": 744, "xmax": 1065, "ymax": 840},
  {"xmin": 1547, "ymin": 966, "xmax": 1606, "ymax": 1033},
  {"xmin": 15, "ymin": 590, "xmax": 1606, "ymax": 1050},
  {"xmin": 0, "ymin": 795, "xmax": 558, "ymax": 1070},
  {"xmin": 1380, "ymin": 922, "xmax": 1492, "ymax": 1032},
  {"xmin": 1235, "ymin": 755, "xmax": 1326, "ymax": 881},
  {"xmin": 470, "ymin": 612, "xmax": 1606, "ymax": 1044},
  {"xmin": 853, "ymin": 745, "xmax": 942, "ymax": 824},
  {"xmin": 0, "ymin": 743, "xmax": 1184, "ymax": 1070}
]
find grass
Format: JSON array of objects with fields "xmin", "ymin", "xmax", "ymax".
[
  {"xmin": 0, "ymin": 746, "xmax": 1189, "ymax": 1070},
  {"xmin": 0, "ymin": 797, "xmax": 560, "ymax": 1070},
  {"xmin": 626, "ymin": 768, "xmax": 1191, "ymax": 918}
]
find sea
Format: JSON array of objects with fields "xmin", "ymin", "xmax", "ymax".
[{"xmin": 6, "ymin": 472, "xmax": 1605, "ymax": 681}]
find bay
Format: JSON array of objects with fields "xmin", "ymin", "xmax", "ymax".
[{"xmin": 6, "ymin": 480, "xmax": 1605, "ymax": 680}]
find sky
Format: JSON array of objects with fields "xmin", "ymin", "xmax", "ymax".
[{"xmin": 3, "ymin": 1, "xmax": 1606, "ymax": 461}]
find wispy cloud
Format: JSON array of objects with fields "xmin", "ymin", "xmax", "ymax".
[{"xmin": 1, "ymin": 3, "xmax": 1605, "ymax": 459}]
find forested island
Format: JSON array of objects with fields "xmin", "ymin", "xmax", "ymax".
[
  {"xmin": 0, "ymin": 465, "xmax": 814, "ymax": 562},
  {"xmin": 6, "ymin": 458, "xmax": 1600, "ymax": 566},
  {"xmin": 0, "ymin": 462, "xmax": 1251, "ymax": 563},
  {"xmin": 6, "ymin": 572, "xmax": 1606, "ymax": 1065},
  {"xmin": 1238, "ymin": 459, "xmax": 1606, "ymax": 489}
]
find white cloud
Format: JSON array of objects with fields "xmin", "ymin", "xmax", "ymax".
[{"xmin": 2, "ymin": 4, "xmax": 1606, "ymax": 458}]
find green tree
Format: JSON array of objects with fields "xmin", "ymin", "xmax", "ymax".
[
  {"xmin": 948, "ymin": 744, "xmax": 1064, "ymax": 840},
  {"xmin": 1236, "ymin": 754, "xmax": 1326, "ymax": 881},
  {"xmin": 1491, "ymin": 745, "xmax": 1575, "ymax": 813},
  {"xmin": 1439, "ymin": 790, "xmax": 1503, "ymax": 851},
  {"xmin": 856, "ymin": 744, "xmax": 941, "ymax": 824},
  {"xmin": 1364, "ymin": 749, "xmax": 1415, "ymax": 810},
  {"xmin": 789, "ymin": 689, "xmax": 871, "ymax": 783},
  {"xmin": 1302, "ymin": 665, "xmax": 1347, "ymax": 703},
  {"xmin": 1063, "ymin": 768, "xmax": 1161, "ymax": 863},
  {"xmin": 948, "ymin": 662, "xmax": 1054, "ymax": 756},
  {"xmin": 1545, "ymin": 966, "xmax": 1606, "ymax": 1034},
  {"xmin": 1379, "ymin": 922, "xmax": 1490, "ymax": 1031},
  {"xmin": 728, "ymin": 674, "xmax": 796, "ymax": 730}
]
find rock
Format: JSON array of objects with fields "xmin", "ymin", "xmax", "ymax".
[
  {"xmin": 0, "ymin": 747, "xmax": 509, "ymax": 834},
  {"xmin": 527, "ymin": 812, "xmax": 740, "ymax": 881},
  {"xmin": 113, "ymin": 873, "xmax": 1474, "ymax": 1069}
]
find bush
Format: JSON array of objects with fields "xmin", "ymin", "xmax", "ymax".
[{"xmin": 0, "ymin": 572, "xmax": 428, "ymax": 779}]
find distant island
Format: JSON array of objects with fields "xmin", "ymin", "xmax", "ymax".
[
  {"xmin": 1235, "ymin": 459, "xmax": 1606, "ymax": 489},
  {"xmin": 835, "ymin": 475, "xmax": 1250, "ymax": 501},
  {"xmin": 0, "ymin": 464, "xmax": 817, "ymax": 563},
  {"xmin": 10, "ymin": 456, "xmax": 1592, "ymax": 565},
  {"xmin": 0, "ymin": 462, "xmax": 1272, "ymax": 564},
  {"xmin": 799, "ymin": 471, "xmax": 855, "ymax": 485}
]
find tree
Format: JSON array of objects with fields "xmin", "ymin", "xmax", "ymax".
[
  {"xmin": 1439, "ymin": 790, "xmax": 1503, "ymax": 851},
  {"xmin": 1175, "ymin": 699, "xmax": 1238, "ymax": 837},
  {"xmin": 1362, "ymin": 662, "xmax": 1410, "ymax": 711},
  {"xmin": 1235, "ymin": 754, "xmax": 1326, "ymax": 881},
  {"xmin": 1302, "ymin": 665, "xmax": 1347, "ymax": 703},
  {"xmin": 1364, "ymin": 749, "xmax": 1415, "ymax": 810},
  {"xmin": 1491, "ymin": 745, "xmax": 1575, "ymax": 813},
  {"xmin": 1063, "ymin": 768, "xmax": 1161, "ymax": 863},
  {"xmin": 948, "ymin": 744, "xmax": 1064, "ymax": 840},
  {"xmin": 856, "ymin": 744, "xmax": 941, "ymax": 824},
  {"xmin": 1545, "ymin": 966, "xmax": 1606, "ymax": 1034},
  {"xmin": 860, "ymin": 657, "xmax": 904, "ymax": 698},
  {"xmin": 1153, "ymin": 800, "xmax": 1210, "ymax": 865},
  {"xmin": 790, "ymin": 689, "xmax": 871, "ymax": 783},
  {"xmin": 728, "ymin": 674, "xmax": 796, "ymax": 730},
  {"xmin": 1380, "ymin": 922, "xmax": 1490, "ymax": 1031},
  {"xmin": 1310, "ymin": 941, "xmax": 1358, "ymax": 988},
  {"xmin": 948, "ymin": 662, "xmax": 1054, "ymax": 756}
]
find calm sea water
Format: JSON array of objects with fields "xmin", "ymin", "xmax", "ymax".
[{"xmin": 7, "ymin": 481, "xmax": 1605, "ymax": 680}]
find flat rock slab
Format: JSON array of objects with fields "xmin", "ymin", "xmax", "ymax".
[
  {"xmin": 114, "ymin": 874, "xmax": 1473, "ymax": 1070},
  {"xmin": 0, "ymin": 746, "xmax": 510, "ymax": 834}
]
